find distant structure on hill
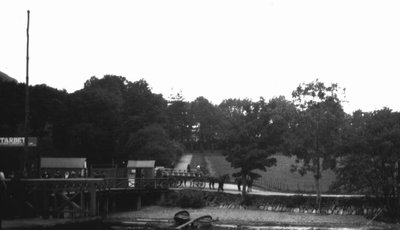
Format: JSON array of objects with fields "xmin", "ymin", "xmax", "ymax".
[{"xmin": 0, "ymin": 70, "xmax": 18, "ymax": 83}]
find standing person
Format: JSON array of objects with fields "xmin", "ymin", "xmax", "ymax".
[
  {"xmin": 210, "ymin": 177, "xmax": 215, "ymax": 189},
  {"xmin": 0, "ymin": 171, "xmax": 7, "ymax": 230},
  {"xmin": 208, "ymin": 176, "xmax": 215, "ymax": 190},
  {"xmin": 235, "ymin": 177, "xmax": 242, "ymax": 191},
  {"xmin": 217, "ymin": 176, "xmax": 225, "ymax": 192},
  {"xmin": 247, "ymin": 177, "xmax": 253, "ymax": 193}
]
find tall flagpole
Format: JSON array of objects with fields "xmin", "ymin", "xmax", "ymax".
[{"xmin": 23, "ymin": 10, "xmax": 30, "ymax": 176}]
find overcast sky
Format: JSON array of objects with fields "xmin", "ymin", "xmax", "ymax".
[{"xmin": 1, "ymin": 0, "xmax": 400, "ymax": 113}]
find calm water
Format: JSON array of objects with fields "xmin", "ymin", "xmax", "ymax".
[
  {"xmin": 16, "ymin": 219, "xmax": 394, "ymax": 230},
  {"xmin": 104, "ymin": 227, "xmax": 394, "ymax": 230},
  {"xmin": 103, "ymin": 222, "xmax": 397, "ymax": 230}
]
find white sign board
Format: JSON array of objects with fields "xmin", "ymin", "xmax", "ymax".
[{"xmin": 0, "ymin": 137, "xmax": 37, "ymax": 147}]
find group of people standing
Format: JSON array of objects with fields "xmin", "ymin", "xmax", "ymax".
[
  {"xmin": 207, "ymin": 175, "xmax": 228, "ymax": 192},
  {"xmin": 235, "ymin": 176, "xmax": 254, "ymax": 192},
  {"xmin": 41, "ymin": 170, "xmax": 83, "ymax": 179}
]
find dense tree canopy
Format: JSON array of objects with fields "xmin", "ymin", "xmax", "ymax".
[
  {"xmin": 333, "ymin": 108, "xmax": 400, "ymax": 218},
  {"xmin": 124, "ymin": 124, "xmax": 183, "ymax": 167},
  {"xmin": 0, "ymin": 76, "xmax": 175, "ymax": 170},
  {"xmin": 3, "ymin": 75, "xmax": 400, "ymax": 219},
  {"xmin": 0, "ymin": 82, "xmax": 28, "ymax": 135}
]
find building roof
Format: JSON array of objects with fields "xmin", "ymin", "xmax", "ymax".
[
  {"xmin": 40, "ymin": 157, "xmax": 87, "ymax": 169},
  {"xmin": 127, "ymin": 160, "xmax": 155, "ymax": 168}
]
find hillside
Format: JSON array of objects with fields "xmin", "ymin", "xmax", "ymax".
[
  {"xmin": 0, "ymin": 70, "xmax": 17, "ymax": 83},
  {"xmin": 198, "ymin": 152, "xmax": 336, "ymax": 193}
]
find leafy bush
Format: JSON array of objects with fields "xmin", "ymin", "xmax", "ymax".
[
  {"xmin": 241, "ymin": 195, "xmax": 254, "ymax": 206},
  {"xmin": 177, "ymin": 190, "xmax": 206, "ymax": 208},
  {"xmin": 285, "ymin": 195, "xmax": 308, "ymax": 208},
  {"xmin": 161, "ymin": 192, "xmax": 179, "ymax": 207}
]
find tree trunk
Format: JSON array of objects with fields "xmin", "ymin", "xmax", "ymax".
[
  {"xmin": 314, "ymin": 157, "xmax": 322, "ymax": 210},
  {"xmin": 315, "ymin": 175, "xmax": 321, "ymax": 210},
  {"xmin": 241, "ymin": 174, "xmax": 247, "ymax": 202},
  {"xmin": 396, "ymin": 160, "xmax": 400, "ymax": 215}
]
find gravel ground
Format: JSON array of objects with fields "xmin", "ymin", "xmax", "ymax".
[{"xmin": 107, "ymin": 206, "xmax": 399, "ymax": 229}]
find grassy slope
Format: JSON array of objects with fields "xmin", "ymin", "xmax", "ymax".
[{"xmin": 195, "ymin": 152, "xmax": 335, "ymax": 193}]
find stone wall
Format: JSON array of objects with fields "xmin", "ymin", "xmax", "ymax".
[{"xmin": 194, "ymin": 191, "xmax": 383, "ymax": 218}]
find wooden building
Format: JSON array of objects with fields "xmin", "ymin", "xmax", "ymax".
[
  {"xmin": 126, "ymin": 160, "xmax": 155, "ymax": 180},
  {"xmin": 40, "ymin": 157, "xmax": 87, "ymax": 178}
]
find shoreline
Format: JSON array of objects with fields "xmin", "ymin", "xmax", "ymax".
[{"xmin": 106, "ymin": 205, "xmax": 399, "ymax": 229}]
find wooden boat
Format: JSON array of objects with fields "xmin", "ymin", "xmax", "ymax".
[
  {"xmin": 174, "ymin": 210, "xmax": 190, "ymax": 225},
  {"xmin": 191, "ymin": 215, "xmax": 212, "ymax": 228}
]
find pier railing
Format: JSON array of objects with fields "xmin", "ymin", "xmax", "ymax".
[{"xmin": 4, "ymin": 177, "xmax": 186, "ymax": 219}]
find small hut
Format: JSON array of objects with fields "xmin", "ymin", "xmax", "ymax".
[
  {"xmin": 126, "ymin": 160, "xmax": 155, "ymax": 180},
  {"xmin": 40, "ymin": 157, "xmax": 87, "ymax": 178}
]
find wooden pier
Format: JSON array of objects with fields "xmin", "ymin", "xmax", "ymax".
[{"xmin": 4, "ymin": 177, "xmax": 174, "ymax": 219}]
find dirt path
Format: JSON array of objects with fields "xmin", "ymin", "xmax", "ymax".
[
  {"xmin": 174, "ymin": 154, "xmax": 192, "ymax": 171},
  {"xmin": 204, "ymin": 155, "xmax": 216, "ymax": 176}
]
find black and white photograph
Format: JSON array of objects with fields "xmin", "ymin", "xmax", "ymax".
[{"xmin": 1, "ymin": 0, "xmax": 400, "ymax": 229}]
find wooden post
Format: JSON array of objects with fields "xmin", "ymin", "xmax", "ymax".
[
  {"xmin": 97, "ymin": 196, "xmax": 100, "ymax": 216},
  {"xmin": 90, "ymin": 183, "xmax": 97, "ymax": 216},
  {"xmin": 111, "ymin": 195, "xmax": 116, "ymax": 212},
  {"xmin": 54, "ymin": 193, "xmax": 58, "ymax": 218},
  {"xmin": 80, "ymin": 191, "xmax": 85, "ymax": 217},
  {"xmin": 23, "ymin": 10, "xmax": 30, "ymax": 175},
  {"xmin": 105, "ymin": 196, "xmax": 109, "ymax": 217},
  {"xmin": 136, "ymin": 195, "xmax": 142, "ymax": 210},
  {"xmin": 160, "ymin": 192, "xmax": 165, "ymax": 204},
  {"xmin": 42, "ymin": 183, "xmax": 49, "ymax": 219}
]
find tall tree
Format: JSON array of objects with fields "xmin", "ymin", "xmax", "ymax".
[
  {"xmin": 220, "ymin": 98, "xmax": 278, "ymax": 200},
  {"xmin": 191, "ymin": 97, "xmax": 222, "ymax": 152},
  {"xmin": 286, "ymin": 79, "xmax": 346, "ymax": 209},
  {"xmin": 166, "ymin": 93, "xmax": 194, "ymax": 149},
  {"xmin": 259, "ymin": 96, "xmax": 297, "ymax": 152},
  {"xmin": 67, "ymin": 80, "xmax": 124, "ymax": 163},
  {"xmin": 29, "ymin": 84, "xmax": 69, "ymax": 156},
  {"xmin": 124, "ymin": 124, "xmax": 183, "ymax": 167},
  {"xmin": 0, "ymin": 82, "xmax": 25, "ymax": 135},
  {"xmin": 333, "ymin": 108, "xmax": 400, "ymax": 218},
  {"xmin": 122, "ymin": 79, "xmax": 167, "ymax": 134}
]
